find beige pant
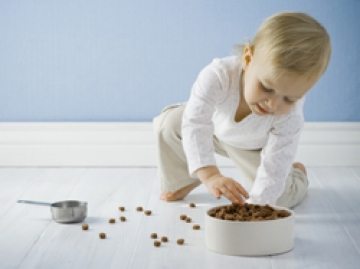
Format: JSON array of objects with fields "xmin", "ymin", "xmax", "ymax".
[{"xmin": 153, "ymin": 104, "xmax": 309, "ymax": 208}]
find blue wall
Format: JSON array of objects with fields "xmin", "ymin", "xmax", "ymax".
[{"xmin": 0, "ymin": 0, "xmax": 359, "ymax": 122}]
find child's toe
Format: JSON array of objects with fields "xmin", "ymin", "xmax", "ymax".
[{"xmin": 293, "ymin": 162, "xmax": 306, "ymax": 175}]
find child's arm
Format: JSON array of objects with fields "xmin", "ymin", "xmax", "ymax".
[
  {"xmin": 182, "ymin": 58, "xmax": 248, "ymax": 204},
  {"xmin": 182, "ymin": 59, "xmax": 230, "ymax": 176},
  {"xmin": 248, "ymin": 108, "xmax": 304, "ymax": 205},
  {"xmin": 196, "ymin": 166, "xmax": 249, "ymax": 204}
]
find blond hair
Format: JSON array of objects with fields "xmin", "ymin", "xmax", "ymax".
[{"xmin": 234, "ymin": 11, "xmax": 331, "ymax": 80}]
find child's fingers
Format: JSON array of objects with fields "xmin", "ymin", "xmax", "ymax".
[
  {"xmin": 219, "ymin": 186, "xmax": 241, "ymax": 204},
  {"xmin": 211, "ymin": 188, "xmax": 221, "ymax": 199},
  {"xmin": 223, "ymin": 183, "xmax": 245, "ymax": 204},
  {"xmin": 235, "ymin": 183, "xmax": 249, "ymax": 199}
]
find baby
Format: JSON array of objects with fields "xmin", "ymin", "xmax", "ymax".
[{"xmin": 153, "ymin": 11, "xmax": 331, "ymax": 208}]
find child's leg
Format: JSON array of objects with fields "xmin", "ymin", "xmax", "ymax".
[
  {"xmin": 217, "ymin": 142, "xmax": 262, "ymax": 189},
  {"xmin": 219, "ymin": 141, "xmax": 309, "ymax": 208},
  {"xmin": 276, "ymin": 164, "xmax": 309, "ymax": 208},
  {"xmin": 153, "ymin": 104, "xmax": 201, "ymax": 200}
]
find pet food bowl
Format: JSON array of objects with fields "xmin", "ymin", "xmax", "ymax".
[{"xmin": 205, "ymin": 204, "xmax": 294, "ymax": 256}]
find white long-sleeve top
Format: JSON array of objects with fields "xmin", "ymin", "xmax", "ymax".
[{"xmin": 182, "ymin": 56, "xmax": 304, "ymax": 205}]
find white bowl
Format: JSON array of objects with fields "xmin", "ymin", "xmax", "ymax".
[{"xmin": 205, "ymin": 205, "xmax": 294, "ymax": 256}]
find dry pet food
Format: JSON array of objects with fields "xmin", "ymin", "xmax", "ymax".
[
  {"xmin": 154, "ymin": 240, "xmax": 161, "ymax": 247},
  {"xmin": 185, "ymin": 217, "xmax": 191, "ymax": 223},
  {"xmin": 193, "ymin": 224, "xmax": 200, "ymax": 230},
  {"xmin": 208, "ymin": 203, "xmax": 291, "ymax": 222},
  {"xmin": 136, "ymin": 206, "xmax": 143, "ymax": 211},
  {"xmin": 177, "ymin": 239, "xmax": 185, "ymax": 245},
  {"xmin": 161, "ymin": 236, "xmax": 168, "ymax": 243},
  {"xmin": 99, "ymin": 233, "xmax": 106, "ymax": 239},
  {"xmin": 151, "ymin": 233, "xmax": 157, "ymax": 239},
  {"xmin": 120, "ymin": 216, "xmax": 126, "ymax": 222},
  {"xmin": 109, "ymin": 218, "xmax": 116, "ymax": 223},
  {"xmin": 180, "ymin": 214, "xmax": 187, "ymax": 220},
  {"xmin": 189, "ymin": 203, "xmax": 196, "ymax": 208},
  {"xmin": 144, "ymin": 210, "xmax": 152, "ymax": 215},
  {"xmin": 82, "ymin": 224, "xmax": 89, "ymax": 230},
  {"xmin": 118, "ymin": 206, "xmax": 125, "ymax": 211}
]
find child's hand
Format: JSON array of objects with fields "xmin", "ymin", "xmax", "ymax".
[{"xmin": 203, "ymin": 174, "xmax": 249, "ymax": 204}]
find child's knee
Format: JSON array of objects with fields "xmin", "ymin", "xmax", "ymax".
[
  {"xmin": 276, "ymin": 169, "xmax": 309, "ymax": 208},
  {"xmin": 154, "ymin": 105, "xmax": 184, "ymax": 140}
]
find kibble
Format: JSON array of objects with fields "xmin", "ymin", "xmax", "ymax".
[
  {"xmin": 189, "ymin": 203, "xmax": 196, "ymax": 208},
  {"xmin": 208, "ymin": 203, "xmax": 291, "ymax": 221},
  {"xmin": 193, "ymin": 224, "xmax": 200, "ymax": 230},
  {"xmin": 109, "ymin": 218, "xmax": 116, "ymax": 223},
  {"xmin": 185, "ymin": 217, "xmax": 191, "ymax": 223},
  {"xmin": 180, "ymin": 214, "xmax": 187, "ymax": 220},
  {"xmin": 120, "ymin": 216, "xmax": 126, "ymax": 222},
  {"xmin": 99, "ymin": 233, "xmax": 106, "ymax": 239},
  {"xmin": 118, "ymin": 206, "xmax": 125, "ymax": 211},
  {"xmin": 136, "ymin": 206, "xmax": 143, "ymax": 212},
  {"xmin": 177, "ymin": 239, "xmax": 185, "ymax": 245},
  {"xmin": 144, "ymin": 210, "xmax": 152, "ymax": 215},
  {"xmin": 161, "ymin": 236, "xmax": 168, "ymax": 243},
  {"xmin": 82, "ymin": 224, "xmax": 89, "ymax": 230},
  {"xmin": 154, "ymin": 240, "xmax": 161, "ymax": 247},
  {"xmin": 150, "ymin": 233, "xmax": 157, "ymax": 239}
]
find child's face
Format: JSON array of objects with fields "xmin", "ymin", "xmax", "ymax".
[{"xmin": 241, "ymin": 47, "xmax": 318, "ymax": 116}]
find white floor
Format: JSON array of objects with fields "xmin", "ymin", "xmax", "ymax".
[{"xmin": 0, "ymin": 167, "xmax": 360, "ymax": 269}]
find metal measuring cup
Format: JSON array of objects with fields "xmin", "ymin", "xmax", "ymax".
[{"xmin": 17, "ymin": 200, "xmax": 87, "ymax": 223}]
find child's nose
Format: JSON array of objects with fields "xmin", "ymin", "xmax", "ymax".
[{"xmin": 266, "ymin": 96, "xmax": 282, "ymax": 111}]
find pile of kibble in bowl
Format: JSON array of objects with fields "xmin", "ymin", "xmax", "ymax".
[{"xmin": 208, "ymin": 203, "xmax": 291, "ymax": 221}]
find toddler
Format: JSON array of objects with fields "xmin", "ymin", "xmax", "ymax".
[{"xmin": 153, "ymin": 11, "xmax": 331, "ymax": 208}]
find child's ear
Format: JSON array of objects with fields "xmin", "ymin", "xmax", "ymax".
[{"xmin": 242, "ymin": 45, "xmax": 254, "ymax": 70}]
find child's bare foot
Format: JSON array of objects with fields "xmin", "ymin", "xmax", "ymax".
[
  {"xmin": 293, "ymin": 162, "xmax": 307, "ymax": 175},
  {"xmin": 160, "ymin": 181, "xmax": 201, "ymax": 201}
]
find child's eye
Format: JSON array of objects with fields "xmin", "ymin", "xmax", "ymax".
[
  {"xmin": 261, "ymin": 83, "xmax": 274, "ymax": 93},
  {"xmin": 284, "ymin": 97, "xmax": 295, "ymax": 104}
]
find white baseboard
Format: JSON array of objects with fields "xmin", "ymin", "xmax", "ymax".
[{"xmin": 0, "ymin": 122, "xmax": 359, "ymax": 167}]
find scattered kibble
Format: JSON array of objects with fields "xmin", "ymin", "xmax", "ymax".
[
  {"xmin": 109, "ymin": 218, "xmax": 116, "ymax": 224},
  {"xmin": 136, "ymin": 206, "xmax": 143, "ymax": 212},
  {"xmin": 154, "ymin": 240, "xmax": 161, "ymax": 247},
  {"xmin": 193, "ymin": 224, "xmax": 200, "ymax": 230},
  {"xmin": 177, "ymin": 239, "xmax": 185, "ymax": 245},
  {"xmin": 150, "ymin": 233, "xmax": 157, "ymax": 239},
  {"xmin": 99, "ymin": 233, "xmax": 106, "ymax": 239},
  {"xmin": 161, "ymin": 236, "xmax": 168, "ymax": 243},
  {"xmin": 186, "ymin": 217, "xmax": 191, "ymax": 223},
  {"xmin": 144, "ymin": 210, "xmax": 152, "ymax": 215},
  {"xmin": 118, "ymin": 206, "xmax": 125, "ymax": 211},
  {"xmin": 180, "ymin": 214, "xmax": 187, "ymax": 220},
  {"xmin": 82, "ymin": 224, "xmax": 89, "ymax": 230},
  {"xmin": 120, "ymin": 216, "xmax": 126, "ymax": 222},
  {"xmin": 189, "ymin": 203, "xmax": 196, "ymax": 208}
]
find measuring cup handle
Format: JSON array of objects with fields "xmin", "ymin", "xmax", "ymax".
[{"xmin": 17, "ymin": 200, "xmax": 52, "ymax": 207}]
